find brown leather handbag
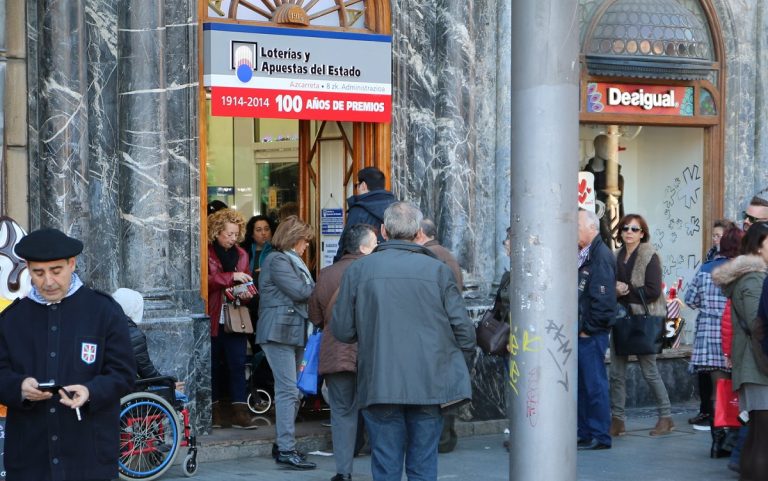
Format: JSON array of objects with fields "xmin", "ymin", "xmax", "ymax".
[{"xmin": 223, "ymin": 299, "xmax": 254, "ymax": 334}]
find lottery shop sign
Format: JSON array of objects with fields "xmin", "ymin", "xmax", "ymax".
[{"xmin": 204, "ymin": 23, "xmax": 391, "ymax": 123}]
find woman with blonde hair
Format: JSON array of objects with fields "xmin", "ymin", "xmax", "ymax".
[
  {"xmin": 207, "ymin": 208, "xmax": 258, "ymax": 429},
  {"xmin": 257, "ymin": 215, "xmax": 317, "ymax": 470}
]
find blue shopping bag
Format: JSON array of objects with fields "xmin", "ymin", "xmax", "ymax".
[{"xmin": 297, "ymin": 329, "xmax": 322, "ymax": 395}]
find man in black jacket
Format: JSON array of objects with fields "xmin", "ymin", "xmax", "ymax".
[
  {"xmin": 0, "ymin": 228, "xmax": 136, "ymax": 481},
  {"xmin": 577, "ymin": 209, "xmax": 616, "ymax": 451},
  {"xmin": 333, "ymin": 167, "xmax": 396, "ymax": 263}
]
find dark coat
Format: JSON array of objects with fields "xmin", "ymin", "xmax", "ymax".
[
  {"xmin": 578, "ymin": 235, "xmax": 617, "ymax": 335},
  {"xmin": 0, "ymin": 287, "xmax": 136, "ymax": 481},
  {"xmin": 128, "ymin": 318, "xmax": 163, "ymax": 380},
  {"xmin": 333, "ymin": 190, "xmax": 396, "ymax": 262},
  {"xmin": 424, "ymin": 240, "xmax": 463, "ymax": 291},
  {"xmin": 257, "ymin": 251, "xmax": 315, "ymax": 347},
  {"xmin": 712, "ymin": 255, "xmax": 768, "ymax": 390},
  {"xmin": 207, "ymin": 244, "xmax": 250, "ymax": 337},
  {"xmin": 331, "ymin": 240, "xmax": 475, "ymax": 408},
  {"xmin": 308, "ymin": 253, "xmax": 362, "ymax": 375}
]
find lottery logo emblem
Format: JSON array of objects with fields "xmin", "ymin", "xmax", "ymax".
[
  {"xmin": 232, "ymin": 42, "xmax": 257, "ymax": 83},
  {"xmin": 81, "ymin": 343, "xmax": 97, "ymax": 364}
]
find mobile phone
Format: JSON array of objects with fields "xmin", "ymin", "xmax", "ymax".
[{"xmin": 37, "ymin": 382, "xmax": 63, "ymax": 394}]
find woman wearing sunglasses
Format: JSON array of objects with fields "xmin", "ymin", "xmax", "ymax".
[{"xmin": 610, "ymin": 214, "xmax": 673, "ymax": 437}]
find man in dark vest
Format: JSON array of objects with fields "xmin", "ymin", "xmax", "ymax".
[
  {"xmin": 333, "ymin": 167, "xmax": 396, "ymax": 263},
  {"xmin": 0, "ymin": 228, "xmax": 136, "ymax": 481}
]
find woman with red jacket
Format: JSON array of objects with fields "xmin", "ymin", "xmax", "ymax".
[{"xmin": 208, "ymin": 208, "xmax": 258, "ymax": 429}]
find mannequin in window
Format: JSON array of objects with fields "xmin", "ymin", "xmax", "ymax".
[{"xmin": 585, "ymin": 134, "xmax": 624, "ymax": 248}]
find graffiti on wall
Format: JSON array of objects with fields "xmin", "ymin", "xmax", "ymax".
[{"xmin": 652, "ymin": 164, "xmax": 702, "ymax": 291}]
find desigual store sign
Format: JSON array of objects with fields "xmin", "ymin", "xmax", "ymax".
[
  {"xmin": 203, "ymin": 23, "xmax": 392, "ymax": 123},
  {"xmin": 585, "ymin": 82, "xmax": 693, "ymax": 116}
]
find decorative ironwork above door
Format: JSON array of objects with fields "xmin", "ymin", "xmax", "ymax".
[{"xmin": 208, "ymin": 0, "xmax": 366, "ymax": 29}]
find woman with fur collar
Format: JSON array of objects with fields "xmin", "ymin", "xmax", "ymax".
[
  {"xmin": 712, "ymin": 222, "xmax": 768, "ymax": 479},
  {"xmin": 610, "ymin": 214, "xmax": 674, "ymax": 437}
]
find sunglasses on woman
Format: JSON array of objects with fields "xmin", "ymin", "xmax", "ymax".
[
  {"xmin": 742, "ymin": 211, "xmax": 768, "ymax": 224},
  {"xmin": 621, "ymin": 225, "xmax": 642, "ymax": 233}
]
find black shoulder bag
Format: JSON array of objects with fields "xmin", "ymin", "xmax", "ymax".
[{"xmin": 612, "ymin": 289, "xmax": 665, "ymax": 356}]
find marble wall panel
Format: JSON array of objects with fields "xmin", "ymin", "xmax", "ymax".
[{"xmin": 140, "ymin": 314, "xmax": 211, "ymax": 434}]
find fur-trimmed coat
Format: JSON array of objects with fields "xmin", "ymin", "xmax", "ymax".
[
  {"xmin": 712, "ymin": 255, "xmax": 768, "ymax": 390},
  {"xmin": 616, "ymin": 243, "xmax": 667, "ymax": 317}
]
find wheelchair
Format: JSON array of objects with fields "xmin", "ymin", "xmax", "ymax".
[
  {"xmin": 118, "ymin": 376, "xmax": 199, "ymax": 480},
  {"xmin": 245, "ymin": 349, "xmax": 273, "ymax": 415}
]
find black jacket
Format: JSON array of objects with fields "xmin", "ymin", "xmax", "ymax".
[
  {"xmin": 578, "ymin": 236, "xmax": 617, "ymax": 335},
  {"xmin": 0, "ymin": 287, "xmax": 136, "ymax": 481},
  {"xmin": 128, "ymin": 318, "xmax": 163, "ymax": 380},
  {"xmin": 333, "ymin": 189, "xmax": 396, "ymax": 262}
]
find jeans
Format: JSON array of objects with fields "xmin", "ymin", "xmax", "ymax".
[
  {"xmin": 261, "ymin": 342, "xmax": 303, "ymax": 451},
  {"xmin": 211, "ymin": 332, "xmax": 247, "ymax": 403},
  {"xmin": 578, "ymin": 333, "xmax": 611, "ymax": 445},
  {"xmin": 610, "ymin": 338, "xmax": 671, "ymax": 420},
  {"xmin": 362, "ymin": 404, "xmax": 443, "ymax": 481},
  {"xmin": 326, "ymin": 372, "xmax": 358, "ymax": 475}
]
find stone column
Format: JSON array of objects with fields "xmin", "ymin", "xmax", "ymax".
[
  {"xmin": 117, "ymin": 2, "xmax": 172, "ymax": 309},
  {"xmin": 27, "ymin": 0, "xmax": 121, "ymax": 288}
]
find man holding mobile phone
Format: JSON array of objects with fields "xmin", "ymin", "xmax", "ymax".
[{"xmin": 0, "ymin": 228, "xmax": 136, "ymax": 481}]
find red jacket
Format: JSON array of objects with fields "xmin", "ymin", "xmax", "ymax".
[
  {"xmin": 721, "ymin": 299, "xmax": 733, "ymax": 358},
  {"xmin": 207, "ymin": 244, "xmax": 249, "ymax": 337}
]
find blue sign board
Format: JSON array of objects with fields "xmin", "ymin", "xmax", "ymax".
[{"xmin": 321, "ymin": 208, "xmax": 344, "ymax": 235}]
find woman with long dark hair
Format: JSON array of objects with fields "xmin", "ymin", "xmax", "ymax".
[{"xmin": 713, "ymin": 222, "xmax": 768, "ymax": 479}]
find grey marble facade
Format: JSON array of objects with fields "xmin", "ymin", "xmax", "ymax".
[
  {"xmin": 26, "ymin": 0, "xmax": 205, "ymax": 427},
  {"xmin": 19, "ymin": 0, "xmax": 768, "ymax": 430}
]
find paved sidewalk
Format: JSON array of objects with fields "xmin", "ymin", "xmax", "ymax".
[{"xmin": 158, "ymin": 408, "xmax": 739, "ymax": 481}]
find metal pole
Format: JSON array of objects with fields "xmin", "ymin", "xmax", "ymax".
[{"xmin": 509, "ymin": 2, "xmax": 579, "ymax": 480}]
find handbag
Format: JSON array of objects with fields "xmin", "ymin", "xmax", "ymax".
[
  {"xmin": 476, "ymin": 308, "xmax": 510, "ymax": 356},
  {"xmin": 297, "ymin": 327, "xmax": 322, "ymax": 395},
  {"xmin": 713, "ymin": 378, "xmax": 740, "ymax": 428},
  {"xmin": 222, "ymin": 299, "xmax": 254, "ymax": 334},
  {"xmin": 612, "ymin": 290, "xmax": 665, "ymax": 356}
]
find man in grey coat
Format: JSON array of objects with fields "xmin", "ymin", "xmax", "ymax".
[{"xmin": 332, "ymin": 201, "xmax": 475, "ymax": 481}]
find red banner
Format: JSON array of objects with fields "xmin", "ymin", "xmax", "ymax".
[{"xmin": 211, "ymin": 87, "xmax": 391, "ymax": 123}]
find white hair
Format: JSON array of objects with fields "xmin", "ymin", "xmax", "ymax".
[{"xmin": 580, "ymin": 209, "xmax": 600, "ymax": 231}]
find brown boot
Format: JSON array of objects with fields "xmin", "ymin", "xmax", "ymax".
[
  {"xmin": 649, "ymin": 416, "xmax": 674, "ymax": 436},
  {"xmin": 610, "ymin": 417, "xmax": 626, "ymax": 436},
  {"xmin": 231, "ymin": 402, "xmax": 259, "ymax": 430},
  {"xmin": 212, "ymin": 401, "xmax": 232, "ymax": 428}
]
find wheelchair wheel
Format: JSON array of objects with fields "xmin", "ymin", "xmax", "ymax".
[
  {"xmin": 247, "ymin": 388, "xmax": 272, "ymax": 415},
  {"xmin": 118, "ymin": 392, "xmax": 181, "ymax": 481},
  {"xmin": 182, "ymin": 452, "xmax": 198, "ymax": 477}
]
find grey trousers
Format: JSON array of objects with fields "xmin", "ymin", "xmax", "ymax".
[
  {"xmin": 610, "ymin": 348, "xmax": 671, "ymax": 420},
  {"xmin": 261, "ymin": 342, "xmax": 303, "ymax": 451},
  {"xmin": 326, "ymin": 371, "xmax": 358, "ymax": 476}
]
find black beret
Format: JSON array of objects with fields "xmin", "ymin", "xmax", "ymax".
[{"xmin": 14, "ymin": 228, "xmax": 84, "ymax": 262}]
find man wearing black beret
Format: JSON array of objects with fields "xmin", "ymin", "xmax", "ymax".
[{"xmin": 0, "ymin": 228, "xmax": 136, "ymax": 481}]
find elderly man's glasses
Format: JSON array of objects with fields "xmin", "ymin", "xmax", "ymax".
[{"xmin": 621, "ymin": 225, "xmax": 642, "ymax": 233}]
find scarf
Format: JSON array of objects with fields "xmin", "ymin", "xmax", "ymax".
[
  {"xmin": 213, "ymin": 241, "xmax": 239, "ymax": 272},
  {"xmin": 29, "ymin": 273, "xmax": 83, "ymax": 305},
  {"xmin": 286, "ymin": 250, "xmax": 314, "ymax": 286}
]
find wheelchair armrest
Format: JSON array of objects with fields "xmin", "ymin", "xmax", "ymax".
[{"xmin": 135, "ymin": 375, "xmax": 177, "ymax": 391}]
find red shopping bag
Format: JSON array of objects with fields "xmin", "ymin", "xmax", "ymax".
[{"xmin": 714, "ymin": 378, "xmax": 740, "ymax": 428}]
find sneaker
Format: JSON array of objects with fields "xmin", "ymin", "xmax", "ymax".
[
  {"xmin": 688, "ymin": 412, "xmax": 710, "ymax": 424},
  {"xmin": 692, "ymin": 423, "xmax": 711, "ymax": 431},
  {"xmin": 276, "ymin": 450, "xmax": 316, "ymax": 470}
]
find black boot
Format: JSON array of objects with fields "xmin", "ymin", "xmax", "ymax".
[{"xmin": 710, "ymin": 427, "xmax": 731, "ymax": 458}]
